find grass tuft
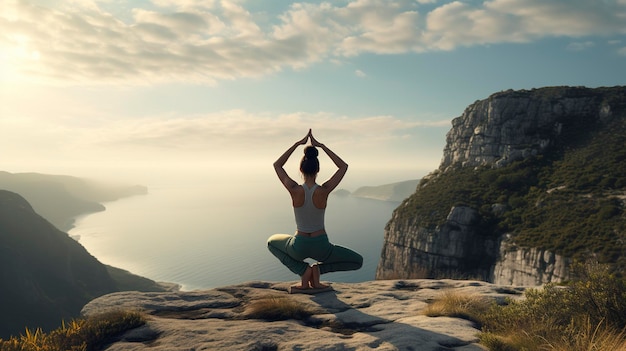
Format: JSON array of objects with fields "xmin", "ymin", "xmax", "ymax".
[
  {"xmin": 479, "ymin": 262, "xmax": 626, "ymax": 351},
  {"xmin": 245, "ymin": 296, "xmax": 318, "ymax": 321},
  {"xmin": 0, "ymin": 310, "xmax": 145, "ymax": 351},
  {"xmin": 423, "ymin": 290, "xmax": 492, "ymax": 327}
]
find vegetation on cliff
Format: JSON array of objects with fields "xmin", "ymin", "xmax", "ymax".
[
  {"xmin": 426, "ymin": 262, "xmax": 626, "ymax": 350},
  {"xmin": 394, "ymin": 88, "xmax": 626, "ymax": 272}
]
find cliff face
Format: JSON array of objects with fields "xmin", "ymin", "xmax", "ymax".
[
  {"xmin": 377, "ymin": 86, "xmax": 626, "ymax": 285},
  {"xmin": 439, "ymin": 87, "xmax": 614, "ymax": 171}
]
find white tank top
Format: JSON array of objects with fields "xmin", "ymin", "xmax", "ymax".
[{"xmin": 293, "ymin": 184, "xmax": 325, "ymax": 232}]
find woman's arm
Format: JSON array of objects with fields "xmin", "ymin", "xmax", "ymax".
[
  {"xmin": 273, "ymin": 130, "xmax": 310, "ymax": 191},
  {"xmin": 310, "ymin": 132, "xmax": 348, "ymax": 192}
]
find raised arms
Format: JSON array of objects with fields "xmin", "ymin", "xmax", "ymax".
[
  {"xmin": 310, "ymin": 133, "xmax": 348, "ymax": 193},
  {"xmin": 273, "ymin": 129, "xmax": 310, "ymax": 191},
  {"xmin": 273, "ymin": 129, "xmax": 348, "ymax": 193}
]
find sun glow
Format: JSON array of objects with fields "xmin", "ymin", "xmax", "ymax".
[{"xmin": 1, "ymin": 34, "xmax": 41, "ymax": 84}]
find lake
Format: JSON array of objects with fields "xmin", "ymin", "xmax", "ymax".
[{"xmin": 69, "ymin": 173, "xmax": 399, "ymax": 291}]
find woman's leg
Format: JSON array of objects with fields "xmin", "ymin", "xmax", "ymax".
[
  {"xmin": 316, "ymin": 244, "xmax": 363, "ymax": 275},
  {"xmin": 310, "ymin": 263, "xmax": 329, "ymax": 289},
  {"xmin": 267, "ymin": 234, "xmax": 309, "ymax": 277}
]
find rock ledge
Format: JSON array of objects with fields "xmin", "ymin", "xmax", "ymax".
[{"xmin": 82, "ymin": 279, "xmax": 526, "ymax": 351}]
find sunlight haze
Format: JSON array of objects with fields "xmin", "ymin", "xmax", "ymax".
[{"xmin": 2, "ymin": 0, "xmax": 625, "ymax": 187}]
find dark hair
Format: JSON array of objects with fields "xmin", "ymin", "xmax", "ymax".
[{"xmin": 300, "ymin": 146, "xmax": 320, "ymax": 177}]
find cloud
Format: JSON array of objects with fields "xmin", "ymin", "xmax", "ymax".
[
  {"xmin": 355, "ymin": 69, "xmax": 366, "ymax": 77},
  {"xmin": 0, "ymin": 106, "xmax": 448, "ymax": 158},
  {"xmin": 80, "ymin": 111, "xmax": 447, "ymax": 154},
  {"xmin": 0, "ymin": 108, "xmax": 449, "ymax": 183},
  {"xmin": 2, "ymin": 0, "xmax": 625, "ymax": 84}
]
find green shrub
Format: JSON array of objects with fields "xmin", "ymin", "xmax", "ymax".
[{"xmin": 479, "ymin": 262, "xmax": 626, "ymax": 350}]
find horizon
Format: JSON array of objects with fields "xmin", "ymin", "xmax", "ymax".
[{"xmin": 2, "ymin": 0, "xmax": 625, "ymax": 188}]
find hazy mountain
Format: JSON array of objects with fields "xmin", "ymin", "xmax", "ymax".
[
  {"xmin": 0, "ymin": 171, "xmax": 147, "ymax": 231},
  {"xmin": 351, "ymin": 179, "xmax": 420, "ymax": 202}
]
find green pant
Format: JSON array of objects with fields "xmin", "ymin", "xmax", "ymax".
[{"xmin": 267, "ymin": 234, "xmax": 363, "ymax": 276}]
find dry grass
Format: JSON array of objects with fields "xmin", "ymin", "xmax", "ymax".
[
  {"xmin": 546, "ymin": 319, "xmax": 626, "ymax": 351},
  {"xmin": 244, "ymin": 296, "xmax": 319, "ymax": 321},
  {"xmin": 0, "ymin": 310, "xmax": 145, "ymax": 351},
  {"xmin": 481, "ymin": 322, "xmax": 626, "ymax": 351},
  {"xmin": 423, "ymin": 289, "xmax": 492, "ymax": 326},
  {"xmin": 479, "ymin": 263, "xmax": 626, "ymax": 351}
]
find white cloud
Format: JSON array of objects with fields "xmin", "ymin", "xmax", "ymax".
[
  {"xmin": 2, "ymin": 0, "xmax": 625, "ymax": 84},
  {"xmin": 355, "ymin": 69, "xmax": 366, "ymax": 77},
  {"xmin": 0, "ymin": 102, "xmax": 447, "ymax": 152}
]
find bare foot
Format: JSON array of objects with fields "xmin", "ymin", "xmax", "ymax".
[
  {"xmin": 309, "ymin": 264, "xmax": 330, "ymax": 289},
  {"xmin": 296, "ymin": 266, "xmax": 313, "ymax": 289}
]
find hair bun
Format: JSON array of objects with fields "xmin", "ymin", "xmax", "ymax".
[{"xmin": 304, "ymin": 146, "xmax": 318, "ymax": 158}]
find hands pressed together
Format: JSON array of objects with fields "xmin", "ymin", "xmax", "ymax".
[{"xmin": 297, "ymin": 129, "xmax": 323, "ymax": 147}]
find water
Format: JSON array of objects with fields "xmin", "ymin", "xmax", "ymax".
[{"xmin": 69, "ymin": 174, "xmax": 399, "ymax": 291}]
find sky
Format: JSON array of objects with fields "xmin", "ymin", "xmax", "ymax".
[{"xmin": 1, "ymin": 0, "xmax": 626, "ymax": 189}]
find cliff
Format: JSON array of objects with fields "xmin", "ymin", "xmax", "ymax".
[
  {"xmin": 377, "ymin": 86, "xmax": 626, "ymax": 285},
  {"xmin": 81, "ymin": 279, "xmax": 525, "ymax": 351},
  {"xmin": 0, "ymin": 190, "xmax": 165, "ymax": 339}
]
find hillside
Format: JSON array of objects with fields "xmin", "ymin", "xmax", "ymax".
[
  {"xmin": 0, "ymin": 190, "xmax": 166, "ymax": 339},
  {"xmin": 0, "ymin": 171, "xmax": 147, "ymax": 231},
  {"xmin": 351, "ymin": 179, "xmax": 420, "ymax": 202},
  {"xmin": 378, "ymin": 86, "xmax": 626, "ymax": 282}
]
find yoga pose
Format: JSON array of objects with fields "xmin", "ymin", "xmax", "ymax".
[{"xmin": 267, "ymin": 129, "xmax": 363, "ymax": 292}]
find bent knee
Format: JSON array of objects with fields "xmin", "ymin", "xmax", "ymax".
[{"xmin": 267, "ymin": 233, "xmax": 291, "ymax": 247}]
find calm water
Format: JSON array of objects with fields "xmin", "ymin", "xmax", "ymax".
[{"xmin": 70, "ymin": 175, "xmax": 399, "ymax": 291}]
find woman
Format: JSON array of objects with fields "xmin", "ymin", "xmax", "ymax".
[{"xmin": 267, "ymin": 129, "xmax": 363, "ymax": 293}]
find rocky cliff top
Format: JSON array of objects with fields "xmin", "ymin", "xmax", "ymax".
[
  {"xmin": 377, "ymin": 86, "xmax": 626, "ymax": 285},
  {"xmin": 440, "ymin": 86, "xmax": 625, "ymax": 171},
  {"xmin": 82, "ymin": 279, "xmax": 525, "ymax": 351}
]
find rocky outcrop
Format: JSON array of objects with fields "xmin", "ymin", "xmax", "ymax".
[
  {"xmin": 377, "ymin": 86, "xmax": 626, "ymax": 286},
  {"xmin": 81, "ymin": 280, "xmax": 526, "ymax": 351},
  {"xmin": 492, "ymin": 235, "xmax": 570, "ymax": 286},
  {"xmin": 440, "ymin": 86, "xmax": 616, "ymax": 171},
  {"xmin": 377, "ymin": 206, "xmax": 497, "ymax": 281}
]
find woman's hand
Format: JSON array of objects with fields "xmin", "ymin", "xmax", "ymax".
[
  {"xmin": 297, "ymin": 129, "xmax": 311, "ymax": 145},
  {"xmin": 309, "ymin": 130, "xmax": 324, "ymax": 147}
]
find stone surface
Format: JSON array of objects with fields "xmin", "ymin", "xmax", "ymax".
[
  {"xmin": 492, "ymin": 235, "xmax": 571, "ymax": 286},
  {"xmin": 377, "ymin": 206, "xmax": 498, "ymax": 281},
  {"xmin": 82, "ymin": 280, "xmax": 527, "ymax": 351},
  {"xmin": 439, "ymin": 87, "xmax": 617, "ymax": 171}
]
